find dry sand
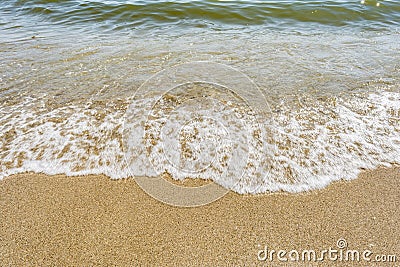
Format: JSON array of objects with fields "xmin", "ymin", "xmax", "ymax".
[{"xmin": 1, "ymin": 168, "xmax": 399, "ymax": 266}]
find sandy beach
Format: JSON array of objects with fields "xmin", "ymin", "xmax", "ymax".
[
  {"xmin": 2, "ymin": 0, "xmax": 400, "ymax": 266},
  {"xmin": 1, "ymin": 168, "xmax": 399, "ymax": 266}
]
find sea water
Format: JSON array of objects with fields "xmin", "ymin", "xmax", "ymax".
[{"xmin": 0, "ymin": 0, "xmax": 399, "ymax": 193}]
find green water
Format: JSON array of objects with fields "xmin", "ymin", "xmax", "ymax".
[{"xmin": 3, "ymin": 0, "xmax": 400, "ymax": 32}]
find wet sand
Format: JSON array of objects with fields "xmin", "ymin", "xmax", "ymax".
[{"xmin": 1, "ymin": 168, "xmax": 399, "ymax": 266}]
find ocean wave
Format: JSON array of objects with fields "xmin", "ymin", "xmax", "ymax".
[
  {"xmin": 8, "ymin": 0, "xmax": 400, "ymax": 30},
  {"xmin": 1, "ymin": 89, "xmax": 399, "ymax": 194}
]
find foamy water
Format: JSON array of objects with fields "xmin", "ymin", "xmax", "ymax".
[{"xmin": 1, "ymin": 85, "xmax": 399, "ymax": 193}]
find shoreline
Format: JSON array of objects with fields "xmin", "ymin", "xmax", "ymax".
[{"xmin": 1, "ymin": 167, "xmax": 399, "ymax": 266}]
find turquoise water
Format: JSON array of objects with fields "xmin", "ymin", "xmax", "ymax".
[{"xmin": 0, "ymin": 0, "xmax": 400, "ymax": 193}]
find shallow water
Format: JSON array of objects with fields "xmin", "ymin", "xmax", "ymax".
[{"xmin": 1, "ymin": 0, "xmax": 399, "ymax": 193}]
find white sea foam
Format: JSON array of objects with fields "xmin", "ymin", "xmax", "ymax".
[{"xmin": 0, "ymin": 90, "xmax": 399, "ymax": 194}]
